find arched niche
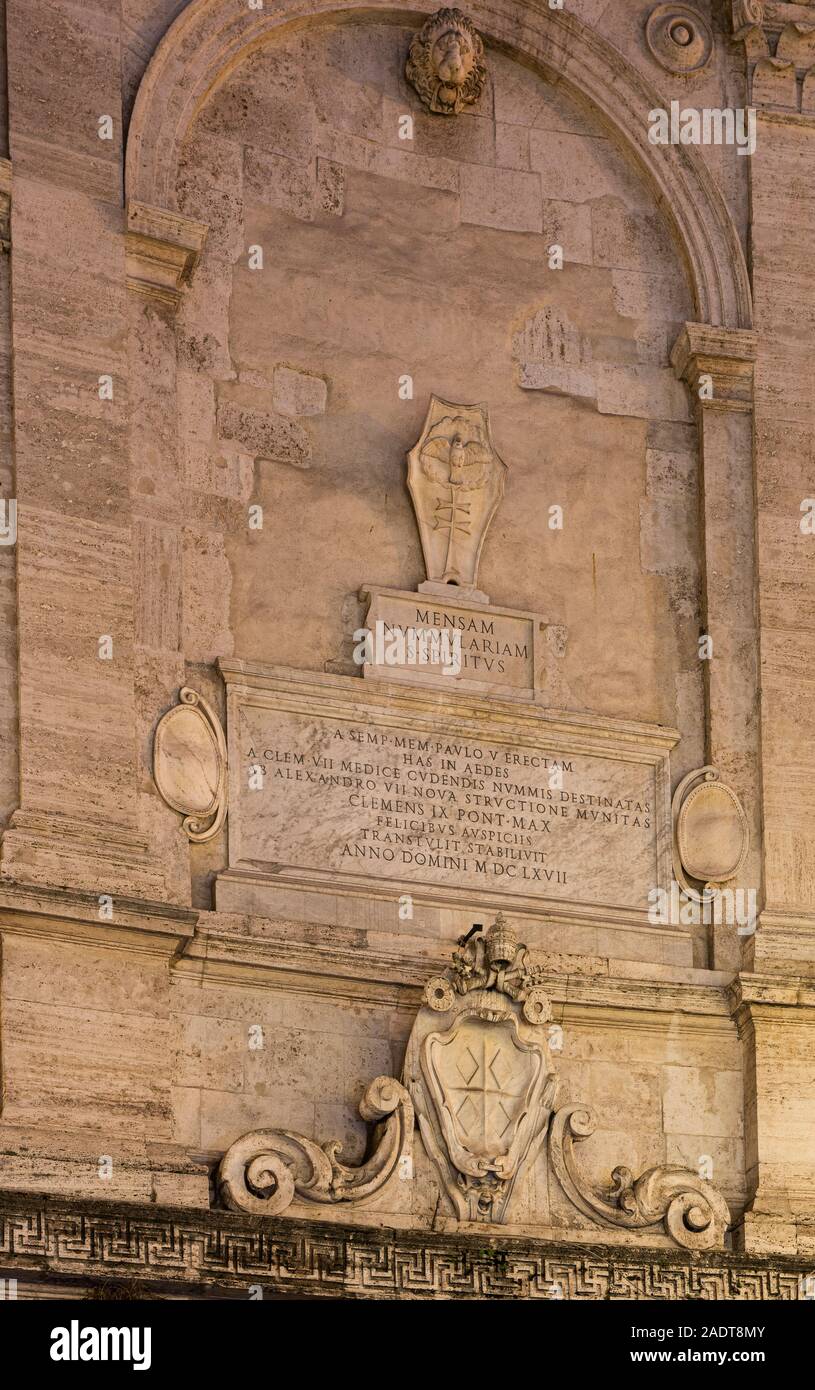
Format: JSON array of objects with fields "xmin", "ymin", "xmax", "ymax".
[
  {"xmin": 125, "ymin": 0, "xmax": 751, "ymax": 330},
  {"xmin": 125, "ymin": 3, "xmax": 712, "ymax": 730},
  {"xmin": 123, "ymin": 1, "xmax": 761, "ymax": 901}
]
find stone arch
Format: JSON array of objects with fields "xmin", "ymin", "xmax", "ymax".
[{"xmin": 125, "ymin": 0, "xmax": 752, "ymax": 329}]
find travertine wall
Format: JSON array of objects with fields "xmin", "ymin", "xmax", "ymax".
[{"xmin": 0, "ymin": 0, "xmax": 813, "ymax": 1286}]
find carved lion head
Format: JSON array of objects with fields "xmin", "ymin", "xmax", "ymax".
[{"xmin": 406, "ymin": 8, "xmax": 487, "ymax": 116}]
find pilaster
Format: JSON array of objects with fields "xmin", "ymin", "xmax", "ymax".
[
  {"xmin": 730, "ymin": 1, "xmax": 815, "ymax": 965},
  {"xmin": 730, "ymin": 974, "xmax": 815, "ymax": 1255},
  {"xmin": 671, "ymin": 324, "xmax": 760, "ymax": 972},
  {"xmin": 0, "ymin": 2, "xmax": 174, "ymax": 900}
]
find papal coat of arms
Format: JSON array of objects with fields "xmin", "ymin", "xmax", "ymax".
[
  {"xmin": 407, "ymin": 396, "xmax": 507, "ymax": 591},
  {"xmin": 217, "ymin": 916, "xmax": 730, "ymax": 1247},
  {"xmin": 404, "ymin": 915, "xmax": 556, "ymax": 1223}
]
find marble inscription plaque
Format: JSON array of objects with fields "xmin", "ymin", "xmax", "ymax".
[
  {"xmin": 221, "ymin": 664, "xmax": 676, "ymax": 918},
  {"xmin": 360, "ymin": 585, "xmax": 538, "ymax": 697}
]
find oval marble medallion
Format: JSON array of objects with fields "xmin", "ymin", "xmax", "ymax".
[
  {"xmin": 677, "ymin": 780, "xmax": 748, "ymax": 883},
  {"xmin": 154, "ymin": 702, "xmax": 221, "ymax": 817}
]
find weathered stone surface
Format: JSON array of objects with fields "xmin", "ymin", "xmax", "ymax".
[
  {"xmin": 3, "ymin": 1188, "xmax": 813, "ymax": 1298},
  {"xmin": 459, "ymin": 164, "xmax": 543, "ymax": 234},
  {"xmin": 273, "ymin": 365, "xmax": 327, "ymax": 417},
  {"xmin": 244, "ymin": 146, "xmax": 316, "ymax": 223},
  {"xmin": 316, "ymin": 157, "xmax": 344, "ymax": 215},
  {"xmin": 513, "ymin": 305, "xmax": 595, "ymax": 400},
  {"xmin": 217, "ymin": 399, "xmax": 312, "ymax": 467}
]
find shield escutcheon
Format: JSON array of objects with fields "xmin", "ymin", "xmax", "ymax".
[
  {"xmin": 406, "ymin": 396, "xmax": 507, "ymax": 590},
  {"xmin": 428, "ymin": 1015, "xmax": 539, "ymax": 1160}
]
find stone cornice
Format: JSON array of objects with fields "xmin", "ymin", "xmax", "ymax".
[
  {"xmin": 727, "ymin": 970, "xmax": 815, "ymax": 1042},
  {"xmin": 125, "ymin": 199, "xmax": 208, "ymax": 307},
  {"xmin": 732, "ymin": 1, "xmax": 815, "ymax": 114},
  {"xmin": 218, "ymin": 658, "xmax": 680, "ymax": 754},
  {"xmin": 0, "ymin": 1190, "xmax": 810, "ymax": 1299},
  {"xmin": 180, "ymin": 917, "xmax": 733, "ymax": 1020},
  {"xmin": 734, "ymin": 2, "xmax": 815, "ymax": 42},
  {"xmin": 0, "ymin": 880, "xmax": 197, "ymax": 957},
  {"xmin": 728, "ymin": 970, "xmax": 815, "ymax": 1012},
  {"xmin": 671, "ymin": 322, "xmax": 758, "ymax": 410},
  {"xmin": 1, "ymin": 808, "xmax": 176, "ymax": 902}
]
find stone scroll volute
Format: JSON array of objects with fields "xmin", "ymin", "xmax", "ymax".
[{"xmin": 218, "ymin": 1077, "xmax": 414, "ymax": 1215}]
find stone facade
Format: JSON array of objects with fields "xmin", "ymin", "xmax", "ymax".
[{"xmin": 0, "ymin": 0, "xmax": 814, "ymax": 1301}]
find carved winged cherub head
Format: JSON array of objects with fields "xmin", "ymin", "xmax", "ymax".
[{"xmin": 406, "ymin": 9, "xmax": 487, "ymax": 115}]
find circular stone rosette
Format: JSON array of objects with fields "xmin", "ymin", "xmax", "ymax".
[
  {"xmin": 424, "ymin": 976, "xmax": 456, "ymax": 1012},
  {"xmin": 646, "ymin": 5, "xmax": 712, "ymax": 74},
  {"xmin": 522, "ymin": 987, "xmax": 552, "ymax": 1026}
]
